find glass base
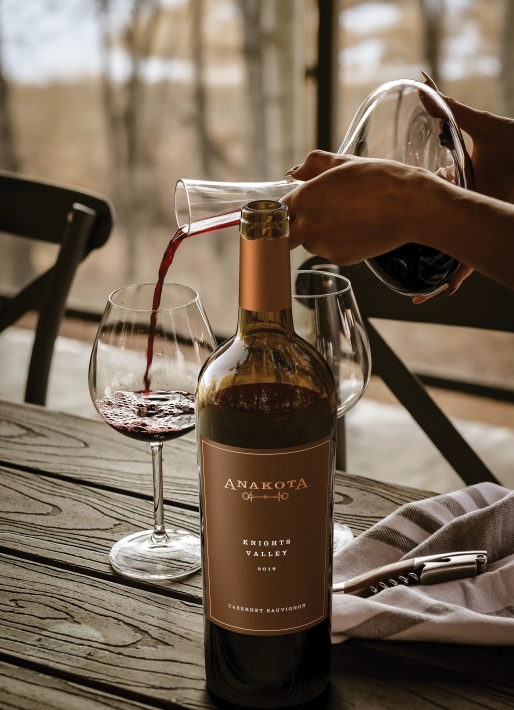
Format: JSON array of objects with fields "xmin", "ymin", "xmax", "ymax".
[
  {"xmin": 109, "ymin": 528, "xmax": 201, "ymax": 581},
  {"xmin": 333, "ymin": 523, "xmax": 354, "ymax": 553}
]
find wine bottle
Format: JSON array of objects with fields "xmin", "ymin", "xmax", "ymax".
[{"xmin": 196, "ymin": 200, "xmax": 337, "ymax": 708}]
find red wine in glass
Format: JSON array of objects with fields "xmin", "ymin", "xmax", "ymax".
[{"xmin": 96, "ymin": 390, "xmax": 195, "ymax": 443}]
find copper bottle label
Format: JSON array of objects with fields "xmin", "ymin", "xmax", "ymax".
[{"xmin": 200, "ymin": 435, "xmax": 332, "ymax": 636}]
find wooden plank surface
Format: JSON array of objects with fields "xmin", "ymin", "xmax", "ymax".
[
  {"xmin": 0, "ymin": 464, "xmax": 429, "ymax": 603},
  {"xmin": 2, "ymin": 554, "xmax": 513, "ymax": 710},
  {"xmin": 0, "ymin": 555, "xmax": 209, "ymax": 709},
  {"xmin": 0, "ymin": 466, "xmax": 203, "ymax": 601},
  {"xmin": 350, "ymin": 640, "xmax": 514, "ymax": 689},
  {"xmin": 0, "ymin": 399, "xmax": 433, "ymax": 536},
  {"xmin": 3, "ymin": 399, "xmax": 511, "ymax": 708},
  {"xmin": 0, "ymin": 661, "xmax": 158, "ymax": 710},
  {"xmin": 0, "ymin": 400, "xmax": 200, "ymax": 508}
]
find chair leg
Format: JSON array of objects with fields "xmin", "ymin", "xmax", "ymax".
[
  {"xmin": 367, "ymin": 320, "xmax": 499, "ymax": 486},
  {"xmin": 0, "ymin": 269, "xmax": 55, "ymax": 334},
  {"xmin": 25, "ymin": 204, "xmax": 97, "ymax": 406}
]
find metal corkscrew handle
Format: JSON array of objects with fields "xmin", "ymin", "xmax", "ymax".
[{"xmin": 333, "ymin": 551, "xmax": 488, "ymax": 598}]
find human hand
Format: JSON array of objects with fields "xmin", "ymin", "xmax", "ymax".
[
  {"xmin": 410, "ymin": 262, "xmax": 473, "ymax": 304},
  {"xmin": 283, "ymin": 75, "xmax": 512, "ymax": 303},
  {"xmin": 421, "ymin": 72, "xmax": 514, "ymax": 205},
  {"xmin": 412, "ymin": 73, "xmax": 514, "ymax": 301},
  {"xmin": 282, "ymin": 150, "xmax": 460, "ymax": 281}
]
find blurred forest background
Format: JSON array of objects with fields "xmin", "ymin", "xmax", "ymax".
[{"xmin": 0, "ymin": 0, "xmax": 513, "ymax": 337}]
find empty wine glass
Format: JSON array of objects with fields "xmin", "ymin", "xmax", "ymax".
[
  {"xmin": 89, "ymin": 282, "xmax": 216, "ymax": 581},
  {"xmin": 292, "ymin": 269, "xmax": 371, "ymax": 551}
]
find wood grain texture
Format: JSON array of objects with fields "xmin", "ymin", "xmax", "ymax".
[
  {"xmin": 0, "ymin": 400, "xmax": 199, "ymax": 508},
  {"xmin": 0, "ymin": 661, "xmax": 157, "ymax": 710},
  {"xmin": 2, "ymin": 555, "xmax": 513, "ymax": 710},
  {"xmin": 0, "ymin": 555, "xmax": 209, "ymax": 709},
  {"xmin": 0, "ymin": 400, "xmax": 434, "ymax": 537},
  {"xmin": 0, "ymin": 464, "xmax": 427, "ymax": 603},
  {"xmin": 334, "ymin": 469, "xmax": 433, "ymax": 534},
  {"xmin": 6, "ymin": 400, "xmax": 508, "ymax": 708},
  {"xmin": 0, "ymin": 466, "xmax": 202, "ymax": 600}
]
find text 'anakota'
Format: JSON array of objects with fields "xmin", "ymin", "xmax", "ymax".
[{"xmin": 224, "ymin": 479, "xmax": 308, "ymax": 490}]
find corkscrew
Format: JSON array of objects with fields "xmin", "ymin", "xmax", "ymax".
[{"xmin": 333, "ymin": 551, "xmax": 488, "ymax": 598}]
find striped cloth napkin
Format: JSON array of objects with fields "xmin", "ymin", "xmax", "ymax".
[{"xmin": 332, "ymin": 482, "xmax": 514, "ymax": 644}]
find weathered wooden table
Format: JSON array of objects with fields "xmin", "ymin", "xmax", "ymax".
[{"xmin": 0, "ymin": 399, "xmax": 512, "ymax": 709}]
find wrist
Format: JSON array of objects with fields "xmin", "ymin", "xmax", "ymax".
[
  {"xmin": 418, "ymin": 178, "xmax": 514, "ymax": 289},
  {"xmin": 414, "ymin": 174, "xmax": 465, "ymax": 252}
]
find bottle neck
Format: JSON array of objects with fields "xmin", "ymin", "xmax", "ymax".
[
  {"xmin": 237, "ymin": 234, "xmax": 293, "ymax": 337},
  {"xmin": 236, "ymin": 306, "xmax": 294, "ymax": 337}
]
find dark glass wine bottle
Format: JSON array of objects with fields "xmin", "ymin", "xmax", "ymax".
[{"xmin": 196, "ymin": 200, "xmax": 337, "ymax": 708}]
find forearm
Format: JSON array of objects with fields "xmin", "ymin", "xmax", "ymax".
[{"xmin": 420, "ymin": 181, "xmax": 514, "ymax": 291}]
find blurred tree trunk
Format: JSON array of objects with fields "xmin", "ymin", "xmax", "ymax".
[
  {"xmin": 239, "ymin": 0, "xmax": 267, "ymax": 180},
  {"xmin": 96, "ymin": 0, "xmax": 163, "ymax": 282},
  {"xmin": 0, "ymin": 64, "xmax": 18, "ymax": 172},
  {"xmin": 0, "ymin": 1, "xmax": 31, "ymax": 288},
  {"xmin": 191, "ymin": 0, "xmax": 214, "ymax": 179},
  {"xmin": 191, "ymin": 0, "xmax": 228, "ymax": 253},
  {"xmin": 500, "ymin": 0, "xmax": 514, "ymax": 117},
  {"xmin": 419, "ymin": 0, "xmax": 444, "ymax": 88},
  {"xmin": 239, "ymin": 0, "xmax": 305, "ymax": 181}
]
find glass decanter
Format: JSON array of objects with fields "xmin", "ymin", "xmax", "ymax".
[{"xmin": 174, "ymin": 78, "xmax": 472, "ymax": 297}]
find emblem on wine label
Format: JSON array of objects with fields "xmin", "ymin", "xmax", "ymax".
[{"xmin": 242, "ymin": 491, "xmax": 289, "ymax": 502}]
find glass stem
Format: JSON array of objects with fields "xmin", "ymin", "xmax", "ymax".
[{"xmin": 151, "ymin": 442, "xmax": 167, "ymax": 544}]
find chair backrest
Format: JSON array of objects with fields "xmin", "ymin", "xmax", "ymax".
[
  {"xmin": 0, "ymin": 170, "xmax": 115, "ymax": 406},
  {"xmin": 303, "ymin": 257, "xmax": 514, "ymax": 486},
  {"xmin": 337, "ymin": 263, "xmax": 514, "ymax": 334},
  {"xmin": 0, "ymin": 170, "xmax": 112, "ymax": 252}
]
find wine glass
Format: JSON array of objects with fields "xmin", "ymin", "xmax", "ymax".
[
  {"xmin": 89, "ymin": 282, "xmax": 216, "ymax": 581},
  {"xmin": 292, "ymin": 269, "xmax": 371, "ymax": 551}
]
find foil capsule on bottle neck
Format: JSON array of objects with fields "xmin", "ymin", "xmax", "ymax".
[{"xmin": 239, "ymin": 200, "xmax": 292, "ymax": 312}]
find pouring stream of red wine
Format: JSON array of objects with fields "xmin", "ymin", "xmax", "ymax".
[{"xmin": 143, "ymin": 210, "xmax": 240, "ymax": 394}]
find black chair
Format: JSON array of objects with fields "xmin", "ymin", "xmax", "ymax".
[
  {"xmin": 336, "ymin": 262, "xmax": 514, "ymax": 486},
  {"xmin": 0, "ymin": 170, "xmax": 115, "ymax": 406},
  {"xmin": 301, "ymin": 255, "xmax": 514, "ymax": 486}
]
